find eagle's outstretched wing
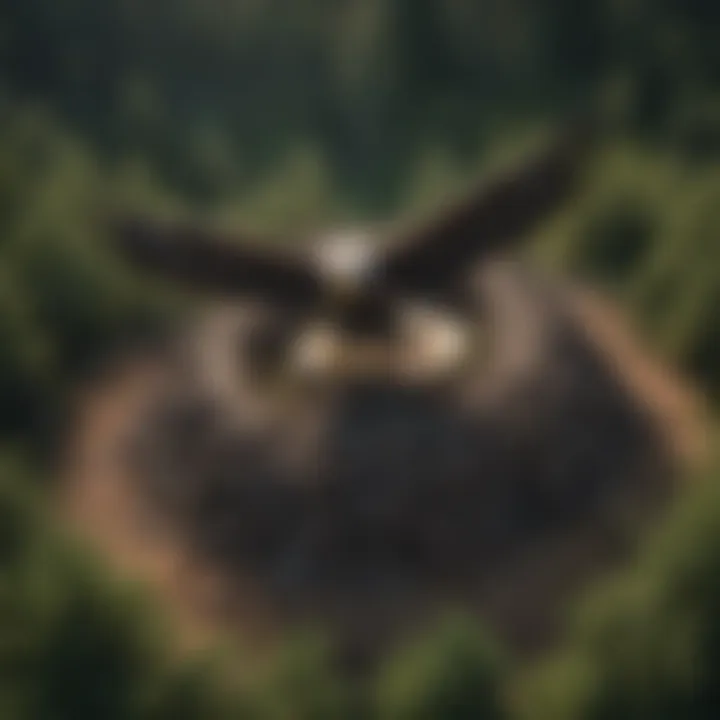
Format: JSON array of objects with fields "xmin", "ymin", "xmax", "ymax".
[
  {"xmin": 376, "ymin": 120, "xmax": 596, "ymax": 295},
  {"xmin": 108, "ymin": 120, "xmax": 595, "ymax": 307},
  {"xmin": 108, "ymin": 217, "xmax": 324, "ymax": 307}
]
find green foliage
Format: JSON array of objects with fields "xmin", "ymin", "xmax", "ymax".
[
  {"xmin": 0, "ymin": 272, "xmax": 54, "ymax": 439},
  {"xmin": 251, "ymin": 632, "xmax": 359, "ymax": 720},
  {"xmin": 539, "ymin": 145, "xmax": 720, "ymax": 399},
  {"xmin": 0, "ymin": 453, "xmax": 253, "ymax": 720},
  {"xmin": 518, "ymin": 463, "xmax": 720, "ymax": 720},
  {"xmin": 0, "ymin": 108, "xmax": 177, "ymax": 454},
  {"xmin": 0, "ymin": 456, "xmax": 158, "ymax": 719},
  {"xmin": 148, "ymin": 658, "xmax": 253, "ymax": 720},
  {"xmin": 376, "ymin": 614, "xmax": 505, "ymax": 720},
  {"xmin": 3, "ymin": 0, "xmax": 720, "ymax": 204}
]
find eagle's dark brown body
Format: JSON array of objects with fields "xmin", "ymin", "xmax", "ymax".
[{"xmin": 64, "ymin": 123, "xmax": 705, "ymax": 668}]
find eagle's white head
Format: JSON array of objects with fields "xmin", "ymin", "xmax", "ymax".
[{"xmin": 312, "ymin": 229, "xmax": 378, "ymax": 292}]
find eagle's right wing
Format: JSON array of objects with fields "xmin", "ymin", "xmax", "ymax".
[{"xmin": 108, "ymin": 216, "xmax": 325, "ymax": 308}]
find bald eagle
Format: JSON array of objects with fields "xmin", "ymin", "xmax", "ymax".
[{"xmin": 84, "ymin": 119, "xmax": 697, "ymax": 667}]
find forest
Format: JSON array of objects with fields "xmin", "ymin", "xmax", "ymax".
[{"xmin": 1, "ymin": 0, "xmax": 720, "ymax": 717}]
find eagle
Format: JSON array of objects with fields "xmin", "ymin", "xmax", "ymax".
[{"xmin": 76, "ymin": 120, "xmax": 700, "ymax": 669}]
